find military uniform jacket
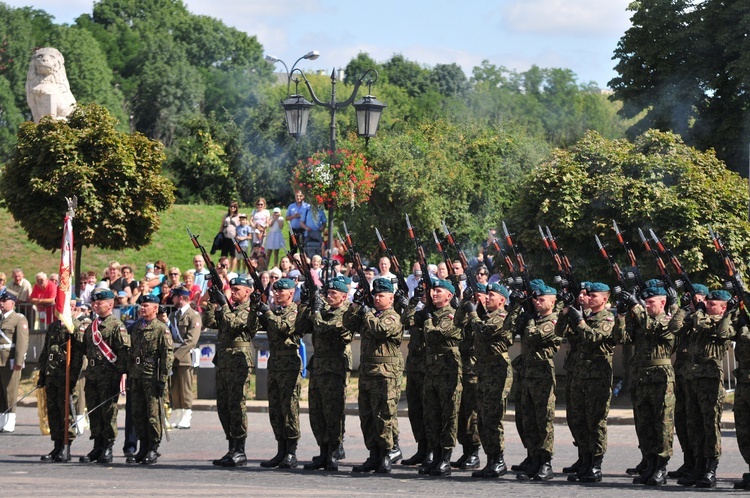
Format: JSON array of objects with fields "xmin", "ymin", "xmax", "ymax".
[
  {"xmin": 571, "ymin": 308, "xmax": 619, "ymax": 380},
  {"xmin": 554, "ymin": 311, "xmax": 582, "ymax": 372},
  {"xmin": 0, "ymin": 309, "xmax": 29, "ymax": 368},
  {"xmin": 300, "ymin": 303, "xmax": 353, "ymax": 377},
  {"xmin": 128, "ymin": 319, "xmax": 173, "ymax": 382},
  {"xmin": 403, "ymin": 303, "xmax": 428, "ymax": 374},
  {"xmin": 259, "ymin": 303, "xmax": 302, "ymax": 372},
  {"xmin": 733, "ymin": 310, "xmax": 750, "ymax": 384},
  {"xmin": 454, "ymin": 303, "xmax": 477, "ymax": 376},
  {"xmin": 169, "ymin": 306, "xmax": 202, "ymax": 364},
  {"xmin": 38, "ymin": 319, "xmax": 84, "ymax": 381},
  {"xmin": 617, "ymin": 305, "xmax": 674, "ymax": 383},
  {"xmin": 518, "ymin": 311, "xmax": 561, "ymax": 378},
  {"xmin": 206, "ymin": 300, "xmax": 255, "ymax": 366},
  {"xmin": 683, "ymin": 309, "xmax": 733, "ymax": 380},
  {"xmin": 83, "ymin": 314, "xmax": 130, "ymax": 374},
  {"xmin": 424, "ymin": 305, "xmax": 462, "ymax": 376},
  {"xmin": 344, "ymin": 303, "xmax": 402, "ymax": 379},
  {"xmin": 470, "ymin": 307, "xmax": 512, "ymax": 364}
]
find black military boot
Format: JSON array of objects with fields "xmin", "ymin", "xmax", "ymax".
[
  {"xmin": 695, "ymin": 457, "xmax": 718, "ymax": 488},
  {"xmin": 41, "ymin": 440, "xmax": 63, "ymax": 462},
  {"xmin": 677, "ymin": 456, "xmax": 704, "ymax": 486},
  {"xmin": 325, "ymin": 443, "xmax": 339, "ymax": 471},
  {"xmin": 647, "ymin": 456, "xmax": 669, "ymax": 486},
  {"xmin": 377, "ymin": 447, "xmax": 392, "ymax": 474},
  {"xmin": 212, "ymin": 439, "xmax": 236, "ymax": 466},
  {"xmin": 79, "ymin": 436, "xmax": 103, "ymax": 463},
  {"xmin": 54, "ymin": 443, "xmax": 72, "ymax": 463},
  {"xmin": 141, "ymin": 443, "xmax": 159, "ymax": 465},
  {"xmin": 668, "ymin": 451, "xmax": 694, "ymax": 478},
  {"xmin": 402, "ymin": 440, "xmax": 428, "ymax": 466},
  {"xmin": 568, "ymin": 453, "xmax": 591, "ymax": 482},
  {"xmin": 97, "ymin": 441, "xmax": 114, "ymax": 464},
  {"xmin": 388, "ymin": 436, "xmax": 402, "ymax": 465},
  {"xmin": 224, "ymin": 437, "xmax": 247, "ymax": 467},
  {"xmin": 260, "ymin": 440, "xmax": 286, "ymax": 468},
  {"xmin": 430, "ymin": 448, "xmax": 452, "ymax": 476},
  {"xmin": 352, "ymin": 448, "xmax": 379, "ymax": 473},
  {"xmin": 332, "ymin": 441, "xmax": 346, "ymax": 460},
  {"xmin": 472, "ymin": 454, "xmax": 495, "ymax": 478},
  {"xmin": 128, "ymin": 439, "xmax": 149, "ymax": 464},
  {"xmin": 511, "ymin": 451, "xmax": 532, "ymax": 472},
  {"xmin": 733, "ymin": 472, "xmax": 750, "ymax": 490},
  {"xmin": 278, "ymin": 439, "xmax": 298, "ymax": 469},
  {"xmin": 626, "ymin": 456, "xmax": 647, "ymax": 476},
  {"xmin": 533, "ymin": 451, "xmax": 554, "ymax": 481},
  {"xmin": 562, "ymin": 449, "xmax": 583, "ymax": 474},
  {"xmin": 419, "ymin": 448, "xmax": 441, "ymax": 475},
  {"xmin": 304, "ymin": 445, "xmax": 328, "ymax": 470},
  {"xmin": 516, "ymin": 452, "xmax": 541, "ymax": 481},
  {"xmin": 451, "ymin": 444, "xmax": 470, "ymax": 468},
  {"xmin": 632, "ymin": 454, "xmax": 657, "ymax": 484},
  {"xmin": 461, "ymin": 444, "xmax": 480, "ymax": 469},
  {"xmin": 580, "ymin": 454, "xmax": 603, "ymax": 483}
]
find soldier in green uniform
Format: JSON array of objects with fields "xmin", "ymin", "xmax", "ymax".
[
  {"xmin": 127, "ymin": 294, "xmax": 173, "ymax": 464},
  {"xmin": 252, "ymin": 277, "xmax": 303, "ymax": 469},
  {"xmin": 204, "ymin": 276, "xmax": 255, "ymax": 467},
  {"xmin": 37, "ymin": 304, "xmax": 85, "ymax": 462},
  {"xmin": 401, "ymin": 285, "xmax": 431, "ymax": 467},
  {"xmin": 675, "ymin": 289, "xmax": 734, "ymax": 488},
  {"xmin": 344, "ymin": 277, "xmax": 402, "ymax": 474},
  {"xmin": 467, "ymin": 283, "xmax": 512, "ymax": 478},
  {"xmin": 0, "ymin": 291, "xmax": 29, "ymax": 434},
  {"xmin": 615, "ymin": 280, "xmax": 675, "ymax": 485},
  {"xmin": 732, "ymin": 289, "xmax": 750, "ymax": 489},
  {"xmin": 560, "ymin": 282, "xmax": 620, "ymax": 483},
  {"xmin": 508, "ymin": 282, "xmax": 561, "ymax": 481},
  {"xmin": 80, "ymin": 289, "xmax": 130, "ymax": 464},
  {"xmin": 298, "ymin": 276, "xmax": 353, "ymax": 471},
  {"xmin": 420, "ymin": 279, "xmax": 462, "ymax": 477}
]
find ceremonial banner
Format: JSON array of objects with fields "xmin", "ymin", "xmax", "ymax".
[{"xmin": 55, "ymin": 214, "xmax": 74, "ymax": 333}]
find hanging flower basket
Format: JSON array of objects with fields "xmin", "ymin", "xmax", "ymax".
[{"xmin": 292, "ymin": 149, "xmax": 378, "ymax": 209}]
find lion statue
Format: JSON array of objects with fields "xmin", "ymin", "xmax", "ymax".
[{"xmin": 25, "ymin": 47, "xmax": 77, "ymax": 123}]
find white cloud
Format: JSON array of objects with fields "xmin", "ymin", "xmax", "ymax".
[{"xmin": 501, "ymin": 0, "xmax": 632, "ymax": 37}]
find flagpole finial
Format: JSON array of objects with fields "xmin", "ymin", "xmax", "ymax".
[{"xmin": 65, "ymin": 195, "xmax": 77, "ymax": 218}]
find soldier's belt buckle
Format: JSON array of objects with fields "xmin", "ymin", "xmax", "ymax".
[
  {"xmin": 49, "ymin": 354, "xmax": 54, "ymax": 361},
  {"xmin": 136, "ymin": 357, "xmax": 141, "ymax": 365},
  {"xmin": 89, "ymin": 359, "xmax": 95, "ymax": 367}
]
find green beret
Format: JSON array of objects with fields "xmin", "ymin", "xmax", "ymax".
[
  {"xmin": 230, "ymin": 276, "xmax": 253, "ymax": 288},
  {"xmin": 92, "ymin": 289, "xmax": 115, "ymax": 301},
  {"xmin": 529, "ymin": 278, "xmax": 546, "ymax": 293},
  {"xmin": 693, "ymin": 284, "xmax": 709, "ymax": 296},
  {"xmin": 581, "ymin": 281, "xmax": 592, "ymax": 292},
  {"xmin": 588, "ymin": 282, "xmax": 610, "ymax": 293},
  {"xmin": 335, "ymin": 275, "xmax": 352, "ymax": 285},
  {"xmin": 486, "ymin": 283, "xmax": 509, "ymax": 298},
  {"xmin": 536, "ymin": 284, "xmax": 557, "ymax": 296},
  {"xmin": 475, "ymin": 283, "xmax": 487, "ymax": 294},
  {"xmin": 171, "ymin": 286, "xmax": 191, "ymax": 297},
  {"xmin": 327, "ymin": 279, "xmax": 349, "ymax": 294},
  {"xmin": 641, "ymin": 286, "xmax": 667, "ymax": 298},
  {"xmin": 707, "ymin": 289, "xmax": 731, "ymax": 302},
  {"xmin": 372, "ymin": 277, "xmax": 394, "ymax": 294},
  {"xmin": 137, "ymin": 294, "xmax": 160, "ymax": 304},
  {"xmin": 434, "ymin": 278, "xmax": 455, "ymax": 295},
  {"xmin": 273, "ymin": 278, "xmax": 296, "ymax": 290}
]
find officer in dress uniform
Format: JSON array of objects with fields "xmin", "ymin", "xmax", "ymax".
[
  {"xmin": 165, "ymin": 286, "xmax": 201, "ymax": 429},
  {"xmin": 0, "ymin": 291, "xmax": 29, "ymax": 433}
]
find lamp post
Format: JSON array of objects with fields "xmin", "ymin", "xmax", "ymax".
[{"xmin": 266, "ymin": 51, "xmax": 386, "ymax": 257}]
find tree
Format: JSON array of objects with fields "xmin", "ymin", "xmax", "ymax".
[
  {"xmin": 507, "ymin": 129, "xmax": 750, "ymax": 285},
  {"xmin": 0, "ymin": 103, "xmax": 175, "ymax": 287}
]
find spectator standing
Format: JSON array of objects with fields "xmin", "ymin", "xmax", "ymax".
[
  {"xmin": 107, "ymin": 261, "xmax": 132, "ymax": 299},
  {"xmin": 286, "ymin": 191, "xmax": 310, "ymax": 248},
  {"xmin": 251, "ymin": 198, "xmax": 271, "ymax": 246},
  {"xmin": 301, "ymin": 204, "xmax": 327, "ymax": 259},
  {"xmin": 6, "ymin": 268, "xmax": 32, "ymax": 304},
  {"xmin": 220, "ymin": 201, "xmax": 241, "ymax": 272},
  {"xmin": 130, "ymin": 279, "xmax": 150, "ymax": 305},
  {"xmin": 30, "ymin": 272, "xmax": 58, "ymax": 328},
  {"xmin": 167, "ymin": 267, "xmax": 182, "ymax": 289},
  {"xmin": 182, "ymin": 271, "xmax": 202, "ymax": 310},
  {"xmin": 279, "ymin": 256, "xmax": 293, "ymax": 278},
  {"xmin": 121, "ymin": 266, "xmax": 138, "ymax": 295},
  {"xmin": 192, "ymin": 255, "xmax": 210, "ymax": 295},
  {"xmin": 79, "ymin": 271, "xmax": 97, "ymax": 304},
  {"xmin": 265, "ymin": 207, "xmax": 286, "ymax": 268},
  {"xmin": 236, "ymin": 214, "xmax": 252, "ymax": 272}
]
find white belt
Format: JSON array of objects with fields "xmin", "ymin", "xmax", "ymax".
[{"xmin": 0, "ymin": 344, "xmax": 12, "ymax": 350}]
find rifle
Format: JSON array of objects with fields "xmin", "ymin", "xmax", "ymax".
[
  {"xmin": 501, "ymin": 221, "xmax": 533, "ymax": 296},
  {"xmin": 405, "ymin": 214, "xmax": 433, "ymax": 305},
  {"xmin": 433, "ymin": 229, "xmax": 461, "ymax": 291},
  {"xmin": 487, "ymin": 229, "xmax": 518, "ymax": 288},
  {"xmin": 289, "ymin": 232, "xmax": 319, "ymax": 301},
  {"xmin": 612, "ymin": 220, "xmax": 646, "ymax": 290},
  {"xmin": 595, "ymin": 234, "xmax": 626, "ymax": 286},
  {"xmin": 540, "ymin": 226, "xmax": 579, "ymax": 295},
  {"xmin": 232, "ymin": 238, "xmax": 265, "ymax": 297},
  {"xmin": 649, "ymin": 229, "xmax": 696, "ymax": 296},
  {"xmin": 375, "ymin": 227, "xmax": 409, "ymax": 295},
  {"xmin": 187, "ymin": 227, "xmax": 233, "ymax": 310},
  {"xmin": 638, "ymin": 227, "xmax": 677, "ymax": 291},
  {"xmin": 441, "ymin": 221, "xmax": 480, "ymax": 297},
  {"xmin": 708, "ymin": 225, "xmax": 746, "ymax": 300},
  {"xmin": 341, "ymin": 222, "xmax": 373, "ymax": 307}
]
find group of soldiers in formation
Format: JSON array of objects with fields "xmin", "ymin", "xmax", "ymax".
[{"xmin": 4, "ymin": 226, "xmax": 750, "ymax": 491}]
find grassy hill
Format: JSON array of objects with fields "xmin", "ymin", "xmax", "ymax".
[{"xmin": 0, "ymin": 204, "xmax": 241, "ymax": 280}]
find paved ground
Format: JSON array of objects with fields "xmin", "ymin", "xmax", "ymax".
[{"xmin": 1, "ymin": 403, "xmax": 746, "ymax": 496}]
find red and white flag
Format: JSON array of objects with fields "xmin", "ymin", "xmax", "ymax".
[{"xmin": 55, "ymin": 214, "xmax": 74, "ymax": 332}]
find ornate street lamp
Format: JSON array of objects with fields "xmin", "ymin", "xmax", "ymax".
[{"xmin": 267, "ymin": 52, "xmax": 387, "ymax": 256}]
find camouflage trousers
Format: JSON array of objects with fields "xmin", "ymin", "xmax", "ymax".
[
  {"xmin": 673, "ymin": 370, "xmax": 690, "ymax": 458},
  {"xmin": 216, "ymin": 350, "xmax": 251, "ymax": 440},
  {"xmin": 423, "ymin": 371, "xmax": 462, "ymax": 450},
  {"xmin": 734, "ymin": 382, "xmax": 750, "ymax": 464},
  {"xmin": 518, "ymin": 366, "xmax": 556, "ymax": 456},
  {"xmin": 684, "ymin": 376, "xmax": 725, "ymax": 459},
  {"xmin": 456, "ymin": 372, "xmax": 480, "ymax": 447},
  {"xmin": 308, "ymin": 372, "xmax": 346, "ymax": 447},
  {"xmin": 85, "ymin": 368, "xmax": 121, "ymax": 443},
  {"xmin": 569, "ymin": 373, "xmax": 612, "ymax": 457},
  {"xmin": 45, "ymin": 376, "xmax": 79, "ymax": 442},
  {"xmin": 358, "ymin": 375, "xmax": 399, "ymax": 451},
  {"xmin": 268, "ymin": 369, "xmax": 301, "ymax": 441},
  {"xmin": 633, "ymin": 378, "xmax": 675, "ymax": 458},
  {"xmin": 564, "ymin": 367, "xmax": 580, "ymax": 449},
  {"xmin": 131, "ymin": 378, "xmax": 163, "ymax": 444},
  {"xmin": 476, "ymin": 361, "xmax": 512, "ymax": 454},
  {"xmin": 405, "ymin": 371, "xmax": 426, "ymax": 442}
]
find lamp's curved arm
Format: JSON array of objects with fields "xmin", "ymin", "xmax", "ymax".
[
  {"xmin": 289, "ymin": 68, "xmax": 380, "ymax": 109},
  {"xmin": 333, "ymin": 68, "xmax": 380, "ymax": 109}
]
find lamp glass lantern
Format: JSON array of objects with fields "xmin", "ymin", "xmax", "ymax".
[
  {"xmin": 353, "ymin": 95, "xmax": 387, "ymax": 138},
  {"xmin": 281, "ymin": 94, "xmax": 314, "ymax": 138}
]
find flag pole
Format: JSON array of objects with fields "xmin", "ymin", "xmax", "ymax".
[{"xmin": 61, "ymin": 196, "xmax": 77, "ymax": 449}]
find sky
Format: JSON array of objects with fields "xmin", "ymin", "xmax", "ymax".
[{"xmin": 4, "ymin": 0, "xmax": 634, "ymax": 89}]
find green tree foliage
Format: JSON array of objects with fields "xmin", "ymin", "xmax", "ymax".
[
  {"xmin": 0, "ymin": 103, "xmax": 175, "ymax": 280},
  {"xmin": 507, "ymin": 129, "xmax": 750, "ymax": 286}
]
